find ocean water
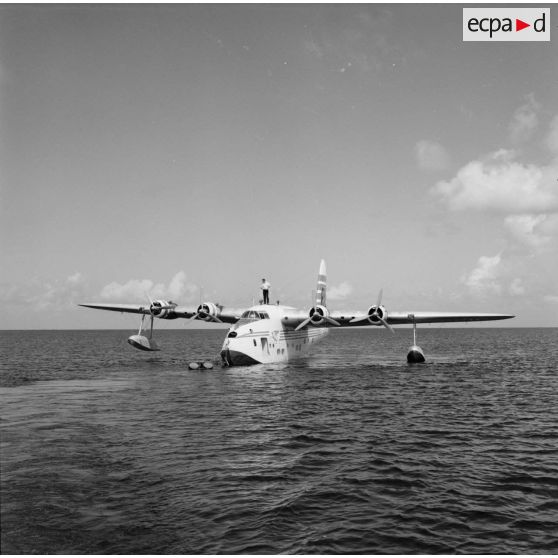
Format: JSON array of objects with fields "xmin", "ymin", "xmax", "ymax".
[{"xmin": 1, "ymin": 327, "xmax": 557, "ymax": 554}]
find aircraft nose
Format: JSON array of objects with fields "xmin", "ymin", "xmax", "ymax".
[{"xmin": 220, "ymin": 348, "xmax": 259, "ymax": 366}]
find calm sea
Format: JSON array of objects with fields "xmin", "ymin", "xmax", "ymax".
[{"xmin": 1, "ymin": 327, "xmax": 557, "ymax": 554}]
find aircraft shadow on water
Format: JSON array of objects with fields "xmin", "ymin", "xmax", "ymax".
[{"xmin": 80, "ymin": 260, "xmax": 514, "ymax": 366}]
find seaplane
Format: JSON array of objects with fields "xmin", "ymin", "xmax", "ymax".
[{"xmin": 79, "ymin": 260, "xmax": 514, "ymax": 366}]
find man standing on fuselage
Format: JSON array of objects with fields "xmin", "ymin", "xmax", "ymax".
[{"xmin": 261, "ymin": 278, "xmax": 270, "ymax": 304}]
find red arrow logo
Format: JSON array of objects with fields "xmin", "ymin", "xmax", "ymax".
[{"xmin": 516, "ymin": 19, "xmax": 530, "ymax": 31}]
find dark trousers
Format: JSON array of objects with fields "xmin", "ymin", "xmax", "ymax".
[{"xmin": 263, "ymin": 290, "xmax": 269, "ymax": 304}]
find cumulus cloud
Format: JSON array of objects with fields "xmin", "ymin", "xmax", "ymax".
[
  {"xmin": 432, "ymin": 149, "xmax": 558, "ymax": 214},
  {"xmin": 100, "ymin": 271, "xmax": 198, "ymax": 302},
  {"xmin": 100, "ymin": 279, "xmax": 155, "ymax": 301},
  {"xmin": 504, "ymin": 214, "xmax": 553, "ymax": 251},
  {"xmin": 508, "ymin": 93, "xmax": 540, "ymax": 144},
  {"xmin": 414, "ymin": 140, "xmax": 450, "ymax": 171},
  {"xmin": 433, "ymin": 100, "xmax": 558, "ymax": 217},
  {"xmin": 462, "ymin": 254, "xmax": 502, "ymax": 296},
  {"xmin": 328, "ymin": 281, "xmax": 353, "ymax": 300},
  {"xmin": 436, "ymin": 101, "xmax": 558, "ymax": 309}
]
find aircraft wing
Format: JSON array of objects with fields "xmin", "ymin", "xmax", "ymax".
[
  {"xmin": 173, "ymin": 305, "xmax": 243, "ymax": 323},
  {"xmin": 328, "ymin": 311, "xmax": 514, "ymax": 326},
  {"xmin": 79, "ymin": 303, "xmax": 151, "ymax": 315},
  {"xmin": 78, "ymin": 303, "xmax": 243, "ymax": 324},
  {"xmin": 384, "ymin": 311, "xmax": 515, "ymax": 325},
  {"xmin": 282, "ymin": 310, "xmax": 514, "ymax": 329}
]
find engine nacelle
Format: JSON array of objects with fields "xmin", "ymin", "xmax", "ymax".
[
  {"xmin": 367, "ymin": 304, "xmax": 388, "ymax": 325},
  {"xmin": 195, "ymin": 302, "xmax": 220, "ymax": 322},
  {"xmin": 149, "ymin": 300, "xmax": 178, "ymax": 319},
  {"xmin": 308, "ymin": 304, "xmax": 330, "ymax": 325}
]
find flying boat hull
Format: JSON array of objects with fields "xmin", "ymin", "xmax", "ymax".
[{"xmin": 220, "ymin": 310, "xmax": 329, "ymax": 366}]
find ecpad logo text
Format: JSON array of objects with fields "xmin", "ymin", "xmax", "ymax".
[{"xmin": 463, "ymin": 8, "xmax": 550, "ymax": 42}]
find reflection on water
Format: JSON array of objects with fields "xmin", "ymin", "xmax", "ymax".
[{"xmin": 1, "ymin": 328, "xmax": 558, "ymax": 553}]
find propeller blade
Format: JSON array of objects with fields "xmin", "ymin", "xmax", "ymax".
[
  {"xmin": 350, "ymin": 316, "xmax": 367, "ymax": 324},
  {"xmin": 378, "ymin": 316, "xmax": 395, "ymax": 333},
  {"xmin": 324, "ymin": 316, "xmax": 341, "ymax": 327},
  {"xmin": 187, "ymin": 312, "xmax": 222, "ymax": 323},
  {"xmin": 295, "ymin": 317, "xmax": 313, "ymax": 331},
  {"xmin": 376, "ymin": 289, "xmax": 383, "ymax": 308}
]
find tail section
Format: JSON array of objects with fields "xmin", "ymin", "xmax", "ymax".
[{"xmin": 315, "ymin": 259, "xmax": 327, "ymax": 307}]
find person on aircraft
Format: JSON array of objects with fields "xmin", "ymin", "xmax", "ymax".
[{"xmin": 261, "ymin": 278, "xmax": 270, "ymax": 304}]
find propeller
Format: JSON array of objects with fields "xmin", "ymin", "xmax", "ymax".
[
  {"xmin": 295, "ymin": 306, "xmax": 340, "ymax": 331},
  {"xmin": 141, "ymin": 293, "xmax": 176, "ymax": 314},
  {"xmin": 351, "ymin": 289, "xmax": 394, "ymax": 333},
  {"xmin": 187, "ymin": 303, "xmax": 223, "ymax": 323}
]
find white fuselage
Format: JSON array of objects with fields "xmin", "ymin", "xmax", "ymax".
[{"xmin": 220, "ymin": 304, "xmax": 329, "ymax": 366}]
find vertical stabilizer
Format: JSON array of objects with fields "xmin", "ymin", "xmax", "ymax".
[{"xmin": 315, "ymin": 259, "xmax": 327, "ymax": 307}]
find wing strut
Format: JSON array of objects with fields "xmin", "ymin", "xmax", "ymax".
[
  {"xmin": 407, "ymin": 314, "xmax": 425, "ymax": 363},
  {"xmin": 127, "ymin": 313, "xmax": 160, "ymax": 351}
]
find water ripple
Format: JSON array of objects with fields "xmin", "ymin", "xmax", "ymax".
[{"xmin": 1, "ymin": 328, "xmax": 558, "ymax": 553}]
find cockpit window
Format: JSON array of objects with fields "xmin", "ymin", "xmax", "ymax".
[
  {"xmin": 239, "ymin": 310, "xmax": 270, "ymax": 323},
  {"xmin": 241, "ymin": 311, "xmax": 258, "ymax": 319}
]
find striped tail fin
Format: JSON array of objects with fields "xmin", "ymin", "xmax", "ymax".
[{"xmin": 315, "ymin": 259, "xmax": 327, "ymax": 307}]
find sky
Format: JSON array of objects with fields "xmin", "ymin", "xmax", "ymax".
[{"xmin": 1, "ymin": 3, "xmax": 557, "ymax": 329}]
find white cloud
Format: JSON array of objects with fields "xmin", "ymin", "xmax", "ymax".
[
  {"xmin": 167, "ymin": 271, "xmax": 198, "ymax": 301},
  {"xmin": 433, "ymin": 102, "xmax": 558, "ymax": 309},
  {"xmin": 100, "ymin": 279, "xmax": 154, "ymax": 301},
  {"xmin": 328, "ymin": 281, "xmax": 353, "ymax": 300},
  {"xmin": 100, "ymin": 271, "xmax": 198, "ymax": 302},
  {"xmin": 414, "ymin": 140, "xmax": 450, "ymax": 171},
  {"xmin": 432, "ymin": 149, "xmax": 558, "ymax": 214},
  {"xmin": 462, "ymin": 254, "xmax": 502, "ymax": 296},
  {"xmin": 543, "ymin": 295, "xmax": 558, "ymax": 304},
  {"xmin": 504, "ymin": 214, "xmax": 551, "ymax": 251},
  {"xmin": 508, "ymin": 93, "xmax": 540, "ymax": 144}
]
